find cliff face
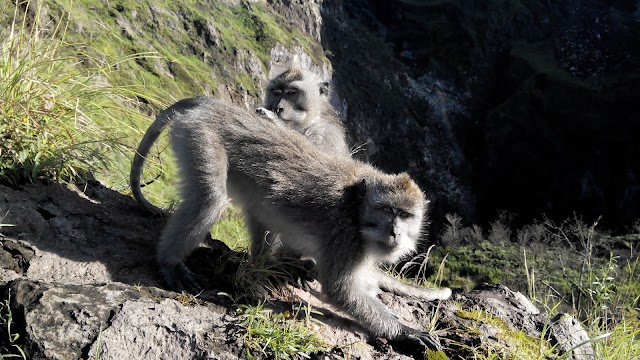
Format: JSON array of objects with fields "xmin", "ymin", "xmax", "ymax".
[
  {"xmin": 316, "ymin": 0, "xmax": 640, "ymax": 231},
  {"xmin": 14, "ymin": 0, "xmax": 638, "ymax": 233}
]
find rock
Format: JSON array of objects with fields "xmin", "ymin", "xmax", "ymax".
[
  {"xmin": 0, "ymin": 181, "xmax": 594, "ymax": 359},
  {"xmin": 88, "ymin": 299, "xmax": 238, "ymax": 360},
  {"xmin": 321, "ymin": 0, "xmax": 640, "ymax": 231},
  {"xmin": 549, "ymin": 314, "xmax": 595, "ymax": 360}
]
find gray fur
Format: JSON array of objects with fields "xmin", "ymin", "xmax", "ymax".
[
  {"xmin": 258, "ymin": 66, "xmax": 350, "ymax": 157},
  {"xmin": 132, "ymin": 96, "xmax": 451, "ymax": 349},
  {"xmin": 130, "ymin": 109, "xmax": 171, "ymax": 216}
]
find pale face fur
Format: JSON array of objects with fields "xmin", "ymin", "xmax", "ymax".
[
  {"xmin": 264, "ymin": 67, "xmax": 328, "ymax": 134},
  {"xmin": 359, "ymin": 174, "xmax": 426, "ymax": 263}
]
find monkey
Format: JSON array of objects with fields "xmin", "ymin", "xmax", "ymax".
[
  {"xmin": 255, "ymin": 65, "xmax": 351, "ymax": 157},
  {"xmin": 132, "ymin": 67, "xmax": 349, "ymax": 284},
  {"xmin": 253, "ymin": 66, "xmax": 353, "ymax": 274},
  {"xmin": 131, "ymin": 66, "xmax": 350, "ymax": 216},
  {"xmin": 131, "ymin": 96, "xmax": 451, "ymax": 351}
]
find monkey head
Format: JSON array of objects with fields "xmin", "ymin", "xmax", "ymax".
[
  {"xmin": 264, "ymin": 66, "xmax": 329, "ymax": 133},
  {"xmin": 358, "ymin": 173, "xmax": 427, "ymax": 263}
]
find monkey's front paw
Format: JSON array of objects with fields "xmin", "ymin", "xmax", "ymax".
[
  {"xmin": 160, "ymin": 262, "xmax": 208, "ymax": 294},
  {"xmin": 255, "ymin": 107, "xmax": 278, "ymax": 120},
  {"xmin": 270, "ymin": 257, "xmax": 317, "ymax": 291},
  {"xmin": 391, "ymin": 328, "xmax": 443, "ymax": 356},
  {"xmin": 439, "ymin": 287, "xmax": 452, "ymax": 300}
]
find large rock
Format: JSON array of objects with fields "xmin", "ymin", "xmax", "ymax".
[{"xmin": 0, "ymin": 182, "xmax": 592, "ymax": 359}]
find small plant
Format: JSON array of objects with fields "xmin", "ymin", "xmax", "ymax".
[
  {"xmin": 440, "ymin": 213, "xmax": 484, "ymax": 245},
  {"xmin": 0, "ymin": 290, "xmax": 26, "ymax": 360},
  {"xmin": 238, "ymin": 301, "xmax": 329, "ymax": 359},
  {"xmin": 233, "ymin": 252, "xmax": 310, "ymax": 301},
  {"xmin": 487, "ymin": 212, "xmax": 513, "ymax": 244},
  {"xmin": 523, "ymin": 218, "xmax": 640, "ymax": 359},
  {"xmin": 441, "ymin": 213, "xmax": 463, "ymax": 245},
  {"xmin": 632, "ymin": 219, "xmax": 640, "ymax": 234}
]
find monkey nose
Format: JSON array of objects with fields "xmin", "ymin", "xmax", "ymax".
[
  {"xmin": 387, "ymin": 235, "xmax": 398, "ymax": 247},
  {"xmin": 275, "ymin": 107, "xmax": 284, "ymax": 115}
]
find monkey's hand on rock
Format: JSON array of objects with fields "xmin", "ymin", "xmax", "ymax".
[
  {"xmin": 390, "ymin": 327, "xmax": 443, "ymax": 357},
  {"xmin": 269, "ymin": 257, "xmax": 317, "ymax": 291},
  {"xmin": 160, "ymin": 262, "xmax": 208, "ymax": 294}
]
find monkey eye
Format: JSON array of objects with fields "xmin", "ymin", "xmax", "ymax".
[
  {"xmin": 379, "ymin": 205, "xmax": 394, "ymax": 214},
  {"xmin": 399, "ymin": 211, "xmax": 413, "ymax": 219},
  {"xmin": 284, "ymin": 89, "xmax": 297, "ymax": 95},
  {"xmin": 272, "ymin": 89, "xmax": 283, "ymax": 96}
]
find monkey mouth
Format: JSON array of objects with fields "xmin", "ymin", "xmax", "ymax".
[
  {"xmin": 373, "ymin": 235, "xmax": 399, "ymax": 250},
  {"xmin": 381, "ymin": 236, "xmax": 399, "ymax": 248}
]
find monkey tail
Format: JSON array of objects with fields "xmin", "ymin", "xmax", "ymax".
[{"xmin": 130, "ymin": 107, "xmax": 173, "ymax": 216}]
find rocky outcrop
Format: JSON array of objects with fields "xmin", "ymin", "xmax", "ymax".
[{"xmin": 0, "ymin": 182, "xmax": 593, "ymax": 359}]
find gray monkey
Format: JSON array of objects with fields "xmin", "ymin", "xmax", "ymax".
[{"xmin": 131, "ymin": 96, "xmax": 451, "ymax": 351}]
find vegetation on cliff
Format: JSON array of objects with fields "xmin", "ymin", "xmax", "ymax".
[{"xmin": 1, "ymin": 1, "xmax": 638, "ymax": 359}]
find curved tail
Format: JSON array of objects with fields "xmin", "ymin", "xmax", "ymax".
[{"xmin": 130, "ymin": 106, "xmax": 174, "ymax": 215}]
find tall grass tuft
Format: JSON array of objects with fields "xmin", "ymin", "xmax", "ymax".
[{"xmin": 0, "ymin": 1, "xmax": 165, "ymax": 186}]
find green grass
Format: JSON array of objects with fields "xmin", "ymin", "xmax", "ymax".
[
  {"xmin": 0, "ymin": 1, "xmax": 166, "ymax": 187},
  {"xmin": 436, "ymin": 214, "xmax": 640, "ymax": 359},
  {"xmin": 20, "ymin": 0, "xmax": 328, "ymax": 210},
  {"xmin": 211, "ymin": 206, "xmax": 251, "ymax": 251},
  {"xmin": 238, "ymin": 301, "xmax": 330, "ymax": 359},
  {"xmin": 0, "ymin": 290, "xmax": 26, "ymax": 360}
]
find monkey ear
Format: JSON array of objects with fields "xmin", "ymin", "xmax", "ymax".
[{"xmin": 319, "ymin": 81, "xmax": 330, "ymax": 96}]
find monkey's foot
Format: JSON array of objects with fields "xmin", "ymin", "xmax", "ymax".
[
  {"xmin": 270, "ymin": 257, "xmax": 317, "ymax": 291},
  {"xmin": 160, "ymin": 262, "xmax": 208, "ymax": 294},
  {"xmin": 391, "ymin": 330, "xmax": 442, "ymax": 356}
]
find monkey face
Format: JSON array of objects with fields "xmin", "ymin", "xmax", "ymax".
[
  {"xmin": 264, "ymin": 68, "xmax": 328, "ymax": 133},
  {"xmin": 359, "ymin": 177, "xmax": 426, "ymax": 263},
  {"xmin": 265, "ymin": 84, "xmax": 309, "ymax": 130}
]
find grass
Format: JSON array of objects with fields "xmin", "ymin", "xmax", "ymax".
[
  {"xmin": 0, "ymin": 0, "xmax": 328, "ymax": 208},
  {"xmin": 0, "ymin": 290, "xmax": 26, "ymax": 360},
  {"xmin": 436, "ymin": 213, "xmax": 640, "ymax": 359},
  {"xmin": 0, "ymin": 1, "xmax": 166, "ymax": 188},
  {"xmin": 211, "ymin": 206, "xmax": 251, "ymax": 251},
  {"xmin": 238, "ymin": 301, "xmax": 330, "ymax": 359}
]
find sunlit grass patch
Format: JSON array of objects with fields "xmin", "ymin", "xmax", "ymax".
[
  {"xmin": 0, "ymin": 1, "xmax": 165, "ymax": 187},
  {"xmin": 238, "ymin": 301, "xmax": 329, "ymax": 359}
]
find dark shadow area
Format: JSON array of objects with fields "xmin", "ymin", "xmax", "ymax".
[
  {"xmin": 0, "ymin": 181, "xmax": 165, "ymax": 288},
  {"xmin": 318, "ymin": 0, "xmax": 640, "ymax": 234}
]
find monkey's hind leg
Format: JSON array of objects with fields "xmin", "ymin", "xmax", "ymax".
[
  {"xmin": 245, "ymin": 219, "xmax": 316, "ymax": 289},
  {"xmin": 157, "ymin": 128, "xmax": 229, "ymax": 293}
]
